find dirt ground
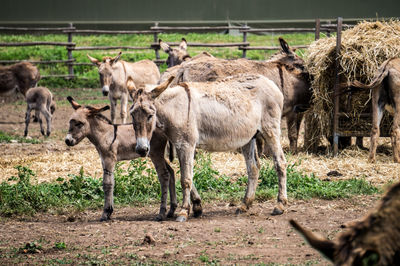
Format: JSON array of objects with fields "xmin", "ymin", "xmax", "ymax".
[{"xmin": 0, "ymin": 93, "xmax": 396, "ymax": 264}]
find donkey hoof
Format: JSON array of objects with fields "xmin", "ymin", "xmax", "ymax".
[
  {"xmin": 235, "ymin": 205, "xmax": 247, "ymax": 215},
  {"xmin": 166, "ymin": 211, "xmax": 175, "ymax": 218},
  {"xmin": 271, "ymin": 206, "xmax": 285, "ymax": 216},
  {"xmin": 176, "ymin": 215, "xmax": 187, "ymax": 222},
  {"xmin": 100, "ymin": 216, "xmax": 109, "ymax": 222},
  {"xmin": 155, "ymin": 214, "xmax": 166, "ymax": 221},
  {"xmin": 192, "ymin": 204, "xmax": 203, "ymax": 218}
]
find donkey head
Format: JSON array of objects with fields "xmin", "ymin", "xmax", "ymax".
[
  {"xmin": 159, "ymin": 38, "xmax": 191, "ymax": 68},
  {"xmin": 129, "ymin": 76, "xmax": 175, "ymax": 156},
  {"xmin": 87, "ymin": 52, "xmax": 122, "ymax": 96},
  {"xmin": 65, "ymin": 96, "xmax": 110, "ymax": 146},
  {"xmin": 269, "ymin": 38, "xmax": 307, "ymax": 73}
]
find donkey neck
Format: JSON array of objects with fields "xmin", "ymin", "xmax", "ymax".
[
  {"xmin": 111, "ymin": 61, "xmax": 128, "ymax": 87},
  {"xmin": 86, "ymin": 115, "xmax": 115, "ymax": 146}
]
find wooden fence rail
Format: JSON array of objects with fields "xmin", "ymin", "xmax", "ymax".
[{"xmin": 0, "ymin": 19, "xmax": 344, "ymax": 79}]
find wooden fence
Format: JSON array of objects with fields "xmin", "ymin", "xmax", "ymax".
[{"xmin": 0, "ymin": 19, "xmax": 348, "ymax": 79}]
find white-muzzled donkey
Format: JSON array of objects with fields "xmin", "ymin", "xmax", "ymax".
[
  {"xmin": 87, "ymin": 52, "xmax": 160, "ymax": 124},
  {"xmin": 64, "ymin": 96, "xmax": 177, "ymax": 221},
  {"xmin": 129, "ymin": 74, "xmax": 287, "ymax": 222}
]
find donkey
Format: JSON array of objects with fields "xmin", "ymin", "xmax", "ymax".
[
  {"xmin": 65, "ymin": 96, "xmax": 180, "ymax": 221},
  {"xmin": 290, "ymin": 182, "xmax": 400, "ymax": 265},
  {"xmin": 159, "ymin": 38, "xmax": 312, "ymax": 154},
  {"xmin": 87, "ymin": 52, "xmax": 160, "ymax": 124},
  {"xmin": 129, "ymin": 74, "xmax": 287, "ymax": 222},
  {"xmin": 159, "ymin": 38, "xmax": 191, "ymax": 68},
  {"xmin": 24, "ymin": 87, "xmax": 56, "ymax": 137},
  {"xmin": 0, "ymin": 62, "xmax": 40, "ymax": 97},
  {"xmin": 348, "ymin": 58, "xmax": 400, "ymax": 163}
]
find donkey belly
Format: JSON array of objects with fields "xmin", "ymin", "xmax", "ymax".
[{"xmin": 196, "ymin": 107, "xmax": 260, "ymax": 152}]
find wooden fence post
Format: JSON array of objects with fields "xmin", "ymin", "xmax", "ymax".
[
  {"xmin": 242, "ymin": 23, "xmax": 248, "ymax": 58},
  {"xmin": 67, "ymin": 22, "xmax": 74, "ymax": 78},
  {"xmin": 315, "ymin": 18, "xmax": 320, "ymax": 40},
  {"xmin": 153, "ymin": 22, "xmax": 160, "ymax": 67},
  {"xmin": 333, "ymin": 17, "xmax": 343, "ymax": 155}
]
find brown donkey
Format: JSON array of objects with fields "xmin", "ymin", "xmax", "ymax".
[
  {"xmin": 159, "ymin": 38, "xmax": 191, "ymax": 68},
  {"xmin": 65, "ymin": 96, "xmax": 177, "ymax": 221},
  {"xmin": 159, "ymin": 38, "xmax": 311, "ymax": 153},
  {"xmin": 0, "ymin": 62, "xmax": 40, "ymax": 97},
  {"xmin": 290, "ymin": 182, "xmax": 400, "ymax": 265},
  {"xmin": 348, "ymin": 58, "xmax": 400, "ymax": 163},
  {"xmin": 129, "ymin": 74, "xmax": 287, "ymax": 222}
]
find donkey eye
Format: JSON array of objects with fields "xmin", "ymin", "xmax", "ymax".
[{"xmin": 147, "ymin": 114, "xmax": 153, "ymax": 121}]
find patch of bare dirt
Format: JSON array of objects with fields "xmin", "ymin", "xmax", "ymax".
[{"xmin": 0, "ymin": 196, "xmax": 379, "ymax": 265}]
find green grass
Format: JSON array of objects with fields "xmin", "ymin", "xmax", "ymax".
[
  {"xmin": 0, "ymin": 130, "xmax": 42, "ymax": 144},
  {"xmin": 0, "ymin": 153, "xmax": 380, "ymax": 217},
  {"xmin": 0, "ymin": 32, "xmax": 316, "ymax": 88}
]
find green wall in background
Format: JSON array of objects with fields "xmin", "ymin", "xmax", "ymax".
[{"xmin": 1, "ymin": 0, "xmax": 399, "ymax": 28}]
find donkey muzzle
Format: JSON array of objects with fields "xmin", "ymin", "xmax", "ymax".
[
  {"xmin": 136, "ymin": 138, "xmax": 150, "ymax": 157},
  {"xmin": 102, "ymin": 86, "xmax": 110, "ymax": 96},
  {"xmin": 65, "ymin": 134, "xmax": 76, "ymax": 146}
]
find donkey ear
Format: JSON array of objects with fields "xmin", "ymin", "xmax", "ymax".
[
  {"xmin": 87, "ymin": 54, "xmax": 100, "ymax": 66},
  {"xmin": 67, "ymin": 96, "xmax": 81, "ymax": 110},
  {"xmin": 151, "ymin": 76, "xmax": 175, "ymax": 99},
  {"xmin": 111, "ymin": 52, "xmax": 122, "ymax": 65},
  {"xmin": 159, "ymin": 39, "xmax": 171, "ymax": 53},
  {"xmin": 179, "ymin": 38, "xmax": 188, "ymax": 50},
  {"xmin": 88, "ymin": 105, "xmax": 110, "ymax": 115},
  {"xmin": 289, "ymin": 220, "xmax": 336, "ymax": 262},
  {"xmin": 126, "ymin": 76, "xmax": 137, "ymax": 95},
  {"xmin": 279, "ymin": 37, "xmax": 292, "ymax": 55}
]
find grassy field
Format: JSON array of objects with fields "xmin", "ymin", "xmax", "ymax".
[{"xmin": 0, "ymin": 32, "xmax": 317, "ymax": 88}]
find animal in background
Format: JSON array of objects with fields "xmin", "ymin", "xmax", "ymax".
[
  {"xmin": 159, "ymin": 38, "xmax": 312, "ymax": 154},
  {"xmin": 87, "ymin": 52, "xmax": 160, "ymax": 124},
  {"xmin": 24, "ymin": 87, "xmax": 55, "ymax": 137},
  {"xmin": 348, "ymin": 58, "xmax": 400, "ymax": 163},
  {"xmin": 0, "ymin": 62, "xmax": 40, "ymax": 97},
  {"xmin": 159, "ymin": 38, "xmax": 190, "ymax": 68}
]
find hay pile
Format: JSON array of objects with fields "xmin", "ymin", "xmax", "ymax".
[{"xmin": 304, "ymin": 20, "xmax": 400, "ymax": 151}]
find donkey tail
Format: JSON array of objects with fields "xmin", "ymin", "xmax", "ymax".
[
  {"xmin": 348, "ymin": 58, "xmax": 393, "ymax": 90},
  {"xmin": 177, "ymin": 82, "xmax": 191, "ymax": 122}
]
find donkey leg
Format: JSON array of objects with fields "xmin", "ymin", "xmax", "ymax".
[
  {"xmin": 261, "ymin": 122, "xmax": 287, "ymax": 215},
  {"xmin": 391, "ymin": 89, "xmax": 400, "ymax": 163},
  {"xmin": 101, "ymin": 162, "xmax": 115, "ymax": 221},
  {"xmin": 176, "ymin": 145, "xmax": 196, "ymax": 222},
  {"xmin": 109, "ymin": 97, "xmax": 117, "ymax": 124},
  {"xmin": 35, "ymin": 110, "xmax": 45, "ymax": 136},
  {"xmin": 41, "ymin": 107, "xmax": 52, "ymax": 136},
  {"xmin": 286, "ymin": 112, "xmax": 302, "ymax": 154},
  {"xmin": 166, "ymin": 162, "xmax": 178, "ymax": 218},
  {"xmin": 236, "ymin": 139, "xmax": 260, "ymax": 214},
  {"xmin": 24, "ymin": 106, "xmax": 32, "ymax": 137},
  {"xmin": 152, "ymin": 157, "xmax": 171, "ymax": 221},
  {"xmin": 369, "ymin": 86, "xmax": 384, "ymax": 163},
  {"xmin": 120, "ymin": 94, "xmax": 128, "ymax": 124},
  {"xmin": 190, "ymin": 184, "xmax": 203, "ymax": 218}
]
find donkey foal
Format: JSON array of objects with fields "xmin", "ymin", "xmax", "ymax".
[
  {"xmin": 65, "ymin": 96, "xmax": 177, "ymax": 221},
  {"xmin": 24, "ymin": 87, "xmax": 55, "ymax": 137}
]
